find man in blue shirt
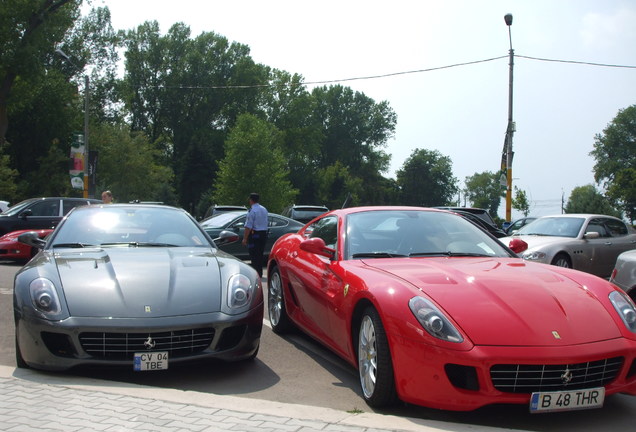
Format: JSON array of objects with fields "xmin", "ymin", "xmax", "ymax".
[{"xmin": 242, "ymin": 193, "xmax": 268, "ymax": 277}]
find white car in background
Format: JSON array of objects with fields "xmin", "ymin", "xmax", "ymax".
[
  {"xmin": 611, "ymin": 249, "xmax": 636, "ymax": 302},
  {"xmin": 501, "ymin": 214, "xmax": 636, "ymax": 279}
]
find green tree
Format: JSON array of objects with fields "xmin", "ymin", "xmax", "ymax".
[
  {"xmin": 0, "ymin": 0, "xmax": 80, "ymax": 147},
  {"xmin": 590, "ymin": 105, "xmax": 636, "ymax": 223},
  {"xmin": 396, "ymin": 149, "xmax": 458, "ymax": 206},
  {"xmin": 512, "ymin": 186, "xmax": 531, "ymax": 216},
  {"xmin": 564, "ymin": 184, "xmax": 621, "ymax": 217},
  {"xmin": 315, "ymin": 162, "xmax": 363, "ymax": 210},
  {"xmin": 212, "ymin": 114, "xmax": 297, "ymax": 213},
  {"xmin": 464, "ymin": 171, "xmax": 504, "ymax": 216},
  {"xmin": 90, "ymin": 122, "xmax": 174, "ymax": 204},
  {"xmin": 122, "ymin": 23, "xmax": 269, "ymax": 210}
]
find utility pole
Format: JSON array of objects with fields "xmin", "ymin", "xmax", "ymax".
[{"xmin": 504, "ymin": 13, "xmax": 515, "ymax": 222}]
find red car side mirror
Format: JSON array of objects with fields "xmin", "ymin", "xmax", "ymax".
[
  {"xmin": 300, "ymin": 237, "xmax": 336, "ymax": 259},
  {"xmin": 508, "ymin": 238, "xmax": 528, "ymax": 254}
]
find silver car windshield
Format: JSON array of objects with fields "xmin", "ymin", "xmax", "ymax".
[
  {"xmin": 345, "ymin": 210, "xmax": 511, "ymax": 260},
  {"xmin": 50, "ymin": 207, "xmax": 210, "ymax": 247},
  {"xmin": 515, "ymin": 217, "xmax": 584, "ymax": 238}
]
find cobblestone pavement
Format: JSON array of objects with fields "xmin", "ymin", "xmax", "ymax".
[{"xmin": 0, "ymin": 366, "xmax": 522, "ymax": 432}]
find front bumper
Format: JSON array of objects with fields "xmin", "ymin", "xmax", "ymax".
[
  {"xmin": 390, "ymin": 334, "xmax": 636, "ymax": 411},
  {"xmin": 15, "ymin": 303, "xmax": 263, "ymax": 371}
]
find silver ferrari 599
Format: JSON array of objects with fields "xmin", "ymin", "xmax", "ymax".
[{"xmin": 14, "ymin": 204, "xmax": 263, "ymax": 371}]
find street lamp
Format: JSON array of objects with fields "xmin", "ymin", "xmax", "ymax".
[
  {"xmin": 503, "ymin": 13, "xmax": 515, "ymax": 222},
  {"xmin": 55, "ymin": 49, "xmax": 90, "ymax": 199}
]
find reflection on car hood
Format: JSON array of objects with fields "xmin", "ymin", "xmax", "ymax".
[
  {"xmin": 364, "ymin": 258, "xmax": 621, "ymax": 346},
  {"xmin": 54, "ymin": 248, "xmax": 222, "ymax": 318}
]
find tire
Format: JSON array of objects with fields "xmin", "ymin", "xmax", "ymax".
[
  {"xmin": 551, "ymin": 253, "xmax": 572, "ymax": 268},
  {"xmin": 358, "ymin": 307, "xmax": 397, "ymax": 408},
  {"xmin": 15, "ymin": 336, "xmax": 28, "ymax": 369},
  {"xmin": 268, "ymin": 266, "xmax": 292, "ymax": 334}
]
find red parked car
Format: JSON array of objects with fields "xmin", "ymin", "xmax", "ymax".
[
  {"xmin": 266, "ymin": 206, "xmax": 636, "ymax": 412},
  {"xmin": 0, "ymin": 229, "xmax": 53, "ymax": 261}
]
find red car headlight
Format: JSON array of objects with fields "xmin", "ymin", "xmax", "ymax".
[{"xmin": 409, "ymin": 296, "xmax": 464, "ymax": 343}]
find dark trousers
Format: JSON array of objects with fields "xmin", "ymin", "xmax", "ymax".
[{"xmin": 248, "ymin": 231, "xmax": 267, "ymax": 277}]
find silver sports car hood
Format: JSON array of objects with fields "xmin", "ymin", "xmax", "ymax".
[{"xmin": 54, "ymin": 248, "xmax": 223, "ymax": 318}]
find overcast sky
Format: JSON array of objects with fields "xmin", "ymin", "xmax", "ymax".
[{"xmin": 87, "ymin": 0, "xmax": 636, "ymax": 219}]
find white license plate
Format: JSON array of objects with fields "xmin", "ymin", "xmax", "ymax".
[
  {"xmin": 133, "ymin": 351, "xmax": 169, "ymax": 371},
  {"xmin": 530, "ymin": 387, "xmax": 604, "ymax": 413}
]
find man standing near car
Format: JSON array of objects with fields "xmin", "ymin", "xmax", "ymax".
[{"xmin": 243, "ymin": 193, "xmax": 268, "ymax": 277}]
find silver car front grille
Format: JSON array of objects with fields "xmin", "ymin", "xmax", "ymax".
[{"xmin": 79, "ymin": 328, "xmax": 215, "ymax": 360}]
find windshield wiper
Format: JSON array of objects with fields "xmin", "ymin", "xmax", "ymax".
[
  {"xmin": 100, "ymin": 242, "xmax": 178, "ymax": 247},
  {"xmin": 352, "ymin": 252, "xmax": 407, "ymax": 258},
  {"xmin": 409, "ymin": 251, "xmax": 491, "ymax": 257},
  {"xmin": 52, "ymin": 243, "xmax": 95, "ymax": 248}
]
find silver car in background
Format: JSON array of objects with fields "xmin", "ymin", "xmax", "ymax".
[
  {"xmin": 611, "ymin": 249, "xmax": 636, "ymax": 302},
  {"xmin": 14, "ymin": 204, "xmax": 263, "ymax": 371},
  {"xmin": 500, "ymin": 214, "xmax": 636, "ymax": 278}
]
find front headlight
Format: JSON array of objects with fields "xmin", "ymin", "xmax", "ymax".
[
  {"xmin": 609, "ymin": 290, "xmax": 636, "ymax": 333},
  {"xmin": 30, "ymin": 278, "xmax": 61, "ymax": 315},
  {"xmin": 227, "ymin": 274, "xmax": 255, "ymax": 309},
  {"xmin": 409, "ymin": 296, "xmax": 463, "ymax": 343},
  {"xmin": 521, "ymin": 251, "xmax": 547, "ymax": 261}
]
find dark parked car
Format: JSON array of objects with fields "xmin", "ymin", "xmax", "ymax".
[
  {"xmin": 436, "ymin": 207, "xmax": 505, "ymax": 238},
  {"xmin": 14, "ymin": 204, "xmax": 263, "ymax": 371},
  {"xmin": 201, "ymin": 211, "xmax": 304, "ymax": 259},
  {"xmin": 203, "ymin": 204, "xmax": 247, "ymax": 220},
  {"xmin": 0, "ymin": 197, "xmax": 101, "ymax": 236},
  {"xmin": 503, "ymin": 216, "xmax": 537, "ymax": 235},
  {"xmin": 281, "ymin": 204, "xmax": 329, "ymax": 224}
]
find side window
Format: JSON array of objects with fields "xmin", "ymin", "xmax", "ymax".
[
  {"xmin": 268, "ymin": 216, "xmax": 287, "ymax": 228},
  {"xmin": 28, "ymin": 200, "xmax": 59, "ymax": 217},
  {"xmin": 230, "ymin": 216, "xmax": 246, "ymax": 229},
  {"xmin": 604, "ymin": 219, "xmax": 628, "ymax": 237},
  {"xmin": 63, "ymin": 200, "xmax": 87, "ymax": 215},
  {"xmin": 586, "ymin": 218, "xmax": 610, "ymax": 238},
  {"xmin": 310, "ymin": 216, "xmax": 338, "ymax": 249}
]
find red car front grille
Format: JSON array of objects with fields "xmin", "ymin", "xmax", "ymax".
[{"xmin": 490, "ymin": 357, "xmax": 623, "ymax": 393}]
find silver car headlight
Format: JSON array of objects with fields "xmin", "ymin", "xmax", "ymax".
[
  {"xmin": 30, "ymin": 278, "xmax": 61, "ymax": 315},
  {"xmin": 227, "ymin": 274, "xmax": 255, "ymax": 309},
  {"xmin": 409, "ymin": 296, "xmax": 464, "ymax": 343},
  {"xmin": 609, "ymin": 291, "xmax": 636, "ymax": 333},
  {"xmin": 521, "ymin": 251, "xmax": 547, "ymax": 261}
]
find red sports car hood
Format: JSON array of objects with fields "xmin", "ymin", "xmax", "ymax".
[
  {"xmin": 363, "ymin": 258, "xmax": 621, "ymax": 346},
  {"xmin": 54, "ymin": 248, "xmax": 223, "ymax": 318}
]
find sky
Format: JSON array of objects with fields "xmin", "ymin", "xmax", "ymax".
[{"xmin": 85, "ymin": 0, "xmax": 636, "ymax": 220}]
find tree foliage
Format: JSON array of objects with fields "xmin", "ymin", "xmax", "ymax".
[
  {"xmin": 212, "ymin": 114, "xmax": 297, "ymax": 213},
  {"xmin": 590, "ymin": 105, "xmax": 636, "ymax": 222},
  {"xmin": 464, "ymin": 171, "xmax": 503, "ymax": 216},
  {"xmin": 564, "ymin": 184, "xmax": 621, "ymax": 217},
  {"xmin": 396, "ymin": 149, "xmax": 458, "ymax": 206},
  {"xmin": 90, "ymin": 122, "xmax": 175, "ymax": 204},
  {"xmin": 512, "ymin": 186, "xmax": 531, "ymax": 217}
]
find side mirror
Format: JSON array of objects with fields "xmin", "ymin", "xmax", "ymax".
[
  {"xmin": 19, "ymin": 209, "xmax": 32, "ymax": 220},
  {"xmin": 508, "ymin": 238, "xmax": 528, "ymax": 254},
  {"xmin": 300, "ymin": 237, "xmax": 335, "ymax": 259},
  {"xmin": 213, "ymin": 230, "xmax": 240, "ymax": 246},
  {"xmin": 583, "ymin": 232, "xmax": 601, "ymax": 239},
  {"xmin": 18, "ymin": 231, "xmax": 46, "ymax": 250}
]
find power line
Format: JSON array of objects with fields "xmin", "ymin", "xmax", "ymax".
[
  {"xmin": 146, "ymin": 55, "xmax": 636, "ymax": 90},
  {"xmin": 517, "ymin": 55, "xmax": 636, "ymax": 69}
]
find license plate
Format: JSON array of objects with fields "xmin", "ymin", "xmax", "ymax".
[
  {"xmin": 133, "ymin": 351, "xmax": 169, "ymax": 371},
  {"xmin": 530, "ymin": 387, "xmax": 604, "ymax": 413}
]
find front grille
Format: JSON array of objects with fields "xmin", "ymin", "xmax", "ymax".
[
  {"xmin": 491, "ymin": 357, "xmax": 623, "ymax": 393},
  {"xmin": 79, "ymin": 328, "xmax": 215, "ymax": 360}
]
